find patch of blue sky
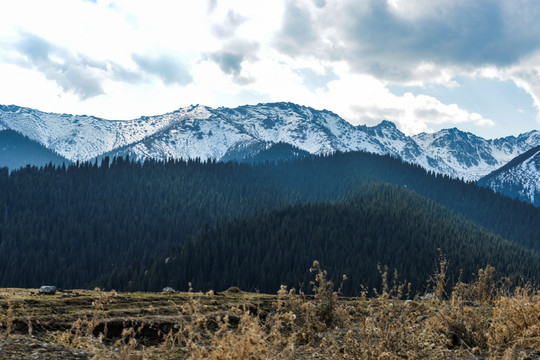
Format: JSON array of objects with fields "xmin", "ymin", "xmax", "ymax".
[{"xmin": 389, "ymin": 77, "xmax": 538, "ymax": 139}]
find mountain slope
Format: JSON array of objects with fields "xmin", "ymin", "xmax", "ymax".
[
  {"xmin": 478, "ymin": 146, "xmax": 540, "ymax": 206},
  {"xmin": 0, "ymin": 104, "xmax": 213, "ymax": 161},
  {"xmin": 3, "ymin": 103, "xmax": 539, "ymax": 181},
  {"xmin": 1, "ymin": 151, "xmax": 540, "ymax": 289},
  {"xmin": 0, "ymin": 129, "xmax": 69, "ymax": 170},
  {"xmin": 109, "ymin": 184, "xmax": 540, "ymax": 294},
  {"xmin": 98, "ymin": 103, "xmax": 455, "ymax": 175},
  {"xmin": 412, "ymin": 128, "xmax": 539, "ymax": 180}
]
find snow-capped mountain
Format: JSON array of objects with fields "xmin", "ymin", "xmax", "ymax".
[
  {"xmin": 0, "ymin": 104, "xmax": 214, "ymax": 161},
  {"xmin": 413, "ymin": 128, "xmax": 540, "ymax": 180},
  {"xmin": 1, "ymin": 102, "xmax": 539, "ymax": 182},
  {"xmin": 99, "ymin": 103, "xmax": 458, "ymax": 176},
  {"xmin": 478, "ymin": 146, "xmax": 540, "ymax": 206}
]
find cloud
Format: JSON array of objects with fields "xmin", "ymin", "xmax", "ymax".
[
  {"xmin": 503, "ymin": 66, "xmax": 540, "ymax": 122},
  {"xmin": 2, "ymin": 0, "xmax": 537, "ymax": 137},
  {"xmin": 132, "ymin": 53, "xmax": 192, "ymax": 86},
  {"xmin": 7, "ymin": 32, "xmax": 143, "ymax": 99},
  {"xmin": 295, "ymin": 67, "xmax": 338, "ymax": 91},
  {"xmin": 272, "ymin": 0, "xmax": 540, "ymax": 83},
  {"xmin": 13, "ymin": 33, "xmax": 101, "ymax": 99},
  {"xmin": 274, "ymin": 2, "xmax": 318, "ymax": 56},
  {"xmin": 211, "ymin": 10, "xmax": 248, "ymax": 39},
  {"xmin": 314, "ymin": 73, "xmax": 495, "ymax": 134},
  {"xmin": 208, "ymin": 40, "xmax": 259, "ymax": 84},
  {"xmin": 342, "ymin": 1, "xmax": 510, "ymax": 73},
  {"xmin": 207, "ymin": 0, "xmax": 218, "ymax": 13},
  {"xmin": 350, "ymin": 95, "xmax": 495, "ymax": 134},
  {"xmin": 352, "ymin": 105, "xmax": 406, "ymax": 123},
  {"xmin": 313, "ymin": 0, "xmax": 326, "ymax": 9}
]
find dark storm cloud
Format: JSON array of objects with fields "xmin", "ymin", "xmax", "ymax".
[
  {"xmin": 208, "ymin": 40, "xmax": 259, "ymax": 84},
  {"xmin": 274, "ymin": 0, "xmax": 540, "ymax": 81},
  {"xmin": 12, "ymin": 32, "xmax": 141, "ymax": 99},
  {"xmin": 212, "ymin": 10, "xmax": 247, "ymax": 39},
  {"xmin": 132, "ymin": 53, "xmax": 192, "ymax": 86}
]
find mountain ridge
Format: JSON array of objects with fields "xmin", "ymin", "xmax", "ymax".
[
  {"xmin": 1, "ymin": 102, "xmax": 539, "ymax": 183},
  {"xmin": 479, "ymin": 145, "xmax": 540, "ymax": 206}
]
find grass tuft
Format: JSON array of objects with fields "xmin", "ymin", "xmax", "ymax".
[{"xmin": 0, "ymin": 262, "xmax": 539, "ymax": 359}]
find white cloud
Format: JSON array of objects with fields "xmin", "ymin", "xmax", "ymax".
[
  {"xmin": 468, "ymin": 54, "xmax": 540, "ymax": 125},
  {"xmin": 504, "ymin": 68, "xmax": 540, "ymax": 124},
  {"xmin": 0, "ymin": 0, "xmax": 537, "ymax": 136},
  {"xmin": 309, "ymin": 72, "xmax": 495, "ymax": 135}
]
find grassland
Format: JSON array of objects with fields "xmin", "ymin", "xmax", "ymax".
[{"xmin": 1, "ymin": 264, "xmax": 539, "ymax": 359}]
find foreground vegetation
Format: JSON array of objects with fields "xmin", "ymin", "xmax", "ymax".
[{"xmin": 1, "ymin": 263, "xmax": 539, "ymax": 359}]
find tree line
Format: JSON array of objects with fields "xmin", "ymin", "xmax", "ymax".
[
  {"xmin": 0, "ymin": 151, "xmax": 538, "ymax": 289},
  {"xmin": 102, "ymin": 184, "xmax": 540, "ymax": 295}
]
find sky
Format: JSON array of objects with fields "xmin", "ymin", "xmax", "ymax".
[{"xmin": 1, "ymin": 0, "xmax": 540, "ymax": 139}]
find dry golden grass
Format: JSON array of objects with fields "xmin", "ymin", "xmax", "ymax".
[{"xmin": 1, "ymin": 263, "xmax": 539, "ymax": 359}]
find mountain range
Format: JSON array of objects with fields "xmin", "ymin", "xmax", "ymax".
[{"xmin": 1, "ymin": 102, "xmax": 539, "ymax": 203}]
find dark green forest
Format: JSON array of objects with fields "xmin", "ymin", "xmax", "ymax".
[
  {"xmin": 0, "ymin": 151, "xmax": 539, "ymax": 290},
  {"xmin": 109, "ymin": 184, "xmax": 540, "ymax": 295}
]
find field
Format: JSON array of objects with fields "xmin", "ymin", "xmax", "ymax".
[{"xmin": 1, "ymin": 264, "xmax": 540, "ymax": 359}]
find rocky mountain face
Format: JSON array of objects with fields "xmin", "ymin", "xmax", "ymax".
[
  {"xmin": 1, "ymin": 102, "xmax": 539, "ymax": 183},
  {"xmin": 478, "ymin": 146, "xmax": 540, "ymax": 206}
]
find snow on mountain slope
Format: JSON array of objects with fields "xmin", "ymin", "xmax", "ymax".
[
  {"xmin": 479, "ymin": 146, "xmax": 540, "ymax": 206},
  {"xmin": 1, "ymin": 102, "xmax": 540, "ymax": 183},
  {"xmin": 101, "ymin": 102, "xmax": 383, "ymax": 161},
  {"xmin": 360, "ymin": 120, "xmax": 457, "ymax": 176},
  {"xmin": 103, "ymin": 102, "xmax": 456, "ymax": 176},
  {"xmin": 0, "ymin": 104, "xmax": 211, "ymax": 161},
  {"xmin": 413, "ymin": 128, "xmax": 540, "ymax": 180},
  {"xmin": 210, "ymin": 103, "xmax": 380, "ymax": 155}
]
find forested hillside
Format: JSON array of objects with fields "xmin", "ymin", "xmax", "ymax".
[
  {"xmin": 0, "ymin": 130, "xmax": 69, "ymax": 170},
  {"xmin": 104, "ymin": 184, "xmax": 540, "ymax": 295},
  {"xmin": 478, "ymin": 145, "xmax": 540, "ymax": 206},
  {"xmin": 0, "ymin": 151, "xmax": 539, "ymax": 289}
]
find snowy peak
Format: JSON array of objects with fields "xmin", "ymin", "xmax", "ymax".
[
  {"xmin": 412, "ymin": 128, "xmax": 540, "ymax": 180},
  {"xmin": 0, "ymin": 104, "xmax": 215, "ymax": 161},
  {"xmin": 1, "ymin": 102, "xmax": 540, "ymax": 190},
  {"xmin": 374, "ymin": 119, "xmax": 398, "ymax": 130},
  {"xmin": 479, "ymin": 146, "xmax": 540, "ymax": 206},
  {"xmin": 414, "ymin": 129, "xmax": 495, "ymax": 171}
]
